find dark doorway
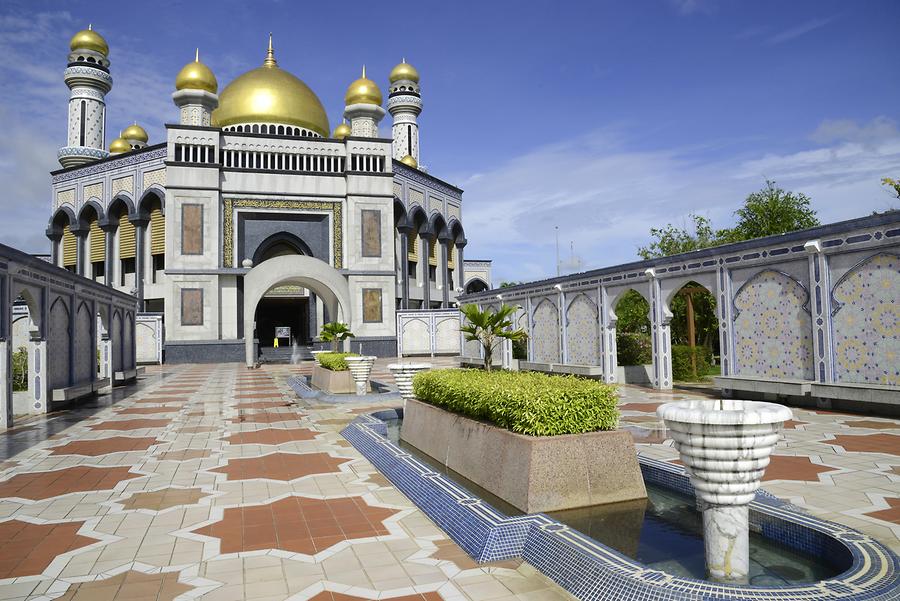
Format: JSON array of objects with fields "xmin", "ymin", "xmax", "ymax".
[{"xmin": 255, "ymin": 297, "xmax": 310, "ymax": 347}]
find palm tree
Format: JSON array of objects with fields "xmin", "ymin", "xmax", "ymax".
[
  {"xmin": 460, "ymin": 304, "xmax": 527, "ymax": 372},
  {"xmin": 320, "ymin": 322, "xmax": 355, "ymax": 352}
]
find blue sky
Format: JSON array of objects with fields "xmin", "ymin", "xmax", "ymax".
[{"xmin": 1, "ymin": 0, "xmax": 898, "ymax": 282}]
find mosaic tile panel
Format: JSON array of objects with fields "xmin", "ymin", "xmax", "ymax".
[
  {"xmin": 532, "ymin": 298, "xmax": 561, "ymax": 364},
  {"xmin": 565, "ymin": 292, "xmax": 600, "ymax": 365}
]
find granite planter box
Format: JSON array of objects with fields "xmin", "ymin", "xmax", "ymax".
[
  {"xmin": 311, "ymin": 364, "xmax": 355, "ymax": 394},
  {"xmin": 400, "ymin": 398, "xmax": 647, "ymax": 513}
]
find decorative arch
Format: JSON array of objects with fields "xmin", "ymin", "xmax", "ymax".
[
  {"xmin": 11, "ymin": 286, "xmax": 43, "ymax": 335},
  {"xmin": 251, "ymin": 232, "xmax": 314, "ymax": 265},
  {"xmin": 48, "ymin": 205, "xmax": 77, "ymax": 236},
  {"xmin": 407, "ymin": 205, "xmax": 429, "ymax": 234},
  {"xmin": 448, "ymin": 218, "xmax": 466, "ymax": 245},
  {"xmin": 733, "ymin": 269, "xmax": 813, "ymax": 380},
  {"xmin": 137, "ymin": 186, "xmax": 166, "ymax": 217},
  {"xmin": 428, "ymin": 212, "xmax": 448, "ymax": 240},
  {"xmin": 47, "ymin": 296, "xmax": 71, "ymax": 391},
  {"xmin": 566, "ymin": 292, "xmax": 600, "ymax": 365},
  {"xmin": 831, "ymin": 252, "xmax": 900, "ymax": 386},
  {"xmin": 75, "ymin": 199, "xmax": 105, "ymax": 228},
  {"xmin": 531, "ymin": 297, "xmax": 561, "ymax": 363},
  {"xmin": 393, "ymin": 198, "xmax": 409, "ymax": 229},
  {"xmin": 242, "ymin": 255, "xmax": 353, "ymax": 366},
  {"xmin": 108, "ymin": 192, "xmax": 136, "ymax": 221},
  {"xmin": 465, "ymin": 278, "xmax": 489, "ymax": 294}
]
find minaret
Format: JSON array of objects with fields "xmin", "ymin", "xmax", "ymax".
[
  {"xmin": 387, "ymin": 59, "xmax": 422, "ymax": 163},
  {"xmin": 343, "ymin": 66, "xmax": 385, "ymax": 138},
  {"xmin": 59, "ymin": 25, "xmax": 113, "ymax": 168},
  {"xmin": 173, "ymin": 48, "xmax": 219, "ymax": 126}
]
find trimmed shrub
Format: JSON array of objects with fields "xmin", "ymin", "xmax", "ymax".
[
  {"xmin": 318, "ymin": 352, "xmax": 358, "ymax": 371},
  {"xmin": 12, "ymin": 346, "xmax": 27, "ymax": 391},
  {"xmin": 412, "ymin": 368, "xmax": 619, "ymax": 436},
  {"xmin": 671, "ymin": 345, "xmax": 713, "ymax": 381},
  {"xmin": 617, "ymin": 332, "xmax": 651, "ymax": 365}
]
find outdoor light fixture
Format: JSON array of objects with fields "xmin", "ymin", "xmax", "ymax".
[{"xmin": 554, "ymin": 284, "xmax": 562, "ymax": 291}]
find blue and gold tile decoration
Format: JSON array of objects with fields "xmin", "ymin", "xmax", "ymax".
[{"xmin": 343, "ymin": 412, "xmax": 900, "ymax": 601}]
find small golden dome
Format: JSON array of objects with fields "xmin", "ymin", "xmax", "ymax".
[
  {"xmin": 70, "ymin": 25, "xmax": 109, "ymax": 55},
  {"xmin": 399, "ymin": 155, "xmax": 418, "ymax": 168},
  {"xmin": 109, "ymin": 137, "xmax": 130, "ymax": 154},
  {"xmin": 121, "ymin": 123, "xmax": 148, "ymax": 142},
  {"xmin": 211, "ymin": 35, "xmax": 330, "ymax": 137},
  {"xmin": 176, "ymin": 49, "xmax": 218, "ymax": 93},
  {"xmin": 332, "ymin": 121, "xmax": 351, "ymax": 140},
  {"xmin": 389, "ymin": 59, "xmax": 419, "ymax": 83},
  {"xmin": 345, "ymin": 66, "xmax": 382, "ymax": 106}
]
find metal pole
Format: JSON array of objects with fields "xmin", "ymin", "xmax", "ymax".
[{"xmin": 555, "ymin": 226, "xmax": 560, "ymax": 276}]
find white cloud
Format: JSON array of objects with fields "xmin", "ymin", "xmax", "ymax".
[
  {"xmin": 809, "ymin": 116, "xmax": 899, "ymax": 146},
  {"xmin": 765, "ymin": 16, "xmax": 836, "ymax": 45},
  {"xmin": 455, "ymin": 119, "xmax": 900, "ymax": 283}
]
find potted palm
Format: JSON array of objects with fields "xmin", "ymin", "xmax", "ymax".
[
  {"xmin": 320, "ymin": 322, "xmax": 355, "ymax": 352},
  {"xmin": 460, "ymin": 304, "xmax": 527, "ymax": 371}
]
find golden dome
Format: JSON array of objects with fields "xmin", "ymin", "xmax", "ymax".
[
  {"xmin": 121, "ymin": 123, "xmax": 148, "ymax": 142},
  {"xmin": 69, "ymin": 25, "xmax": 108, "ymax": 55},
  {"xmin": 332, "ymin": 121, "xmax": 351, "ymax": 140},
  {"xmin": 389, "ymin": 59, "xmax": 419, "ymax": 83},
  {"xmin": 345, "ymin": 66, "xmax": 382, "ymax": 106},
  {"xmin": 176, "ymin": 49, "xmax": 218, "ymax": 93},
  {"xmin": 211, "ymin": 35, "xmax": 330, "ymax": 137},
  {"xmin": 109, "ymin": 137, "xmax": 130, "ymax": 154},
  {"xmin": 399, "ymin": 155, "xmax": 418, "ymax": 168}
]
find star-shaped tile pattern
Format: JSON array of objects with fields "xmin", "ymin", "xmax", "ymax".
[
  {"xmin": 118, "ymin": 487, "xmax": 211, "ymax": 511},
  {"xmin": 762, "ymin": 455, "xmax": 838, "ymax": 482},
  {"xmin": 191, "ymin": 496, "xmax": 398, "ymax": 555},
  {"xmin": 54, "ymin": 570, "xmax": 194, "ymax": 601},
  {"xmin": 153, "ymin": 449, "xmax": 214, "ymax": 462},
  {"xmin": 116, "ymin": 406, "xmax": 180, "ymax": 415},
  {"xmin": 0, "ymin": 520, "xmax": 99, "ymax": 578},
  {"xmin": 209, "ymin": 452, "xmax": 351, "ymax": 481},
  {"xmin": 619, "ymin": 402, "xmax": 663, "ymax": 413},
  {"xmin": 89, "ymin": 419, "xmax": 170, "ymax": 431},
  {"xmin": 0, "ymin": 466, "xmax": 143, "ymax": 500},
  {"xmin": 234, "ymin": 412, "xmax": 303, "ymax": 424},
  {"xmin": 48, "ymin": 436, "xmax": 158, "ymax": 456},
  {"xmin": 225, "ymin": 428, "xmax": 319, "ymax": 445},
  {"xmin": 846, "ymin": 420, "xmax": 900, "ymax": 431},
  {"xmin": 829, "ymin": 433, "xmax": 900, "ymax": 456},
  {"xmin": 865, "ymin": 498, "xmax": 900, "ymax": 524},
  {"xmin": 309, "ymin": 593, "xmax": 444, "ymax": 601},
  {"xmin": 235, "ymin": 401, "xmax": 293, "ymax": 410}
]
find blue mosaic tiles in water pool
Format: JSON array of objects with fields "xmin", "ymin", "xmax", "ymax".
[{"xmin": 342, "ymin": 412, "xmax": 900, "ymax": 601}]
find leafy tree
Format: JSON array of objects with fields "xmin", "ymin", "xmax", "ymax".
[
  {"xmin": 460, "ymin": 304, "xmax": 527, "ymax": 371},
  {"xmin": 719, "ymin": 179, "xmax": 819, "ymax": 242},
  {"xmin": 499, "ymin": 281, "xmax": 524, "ymax": 288},
  {"xmin": 613, "ymin": 290, "xmax": 650, "ymax": 334},
  {"xmin": 637, "ymin": 214, "xmax": 719, "ymax": 260},
  {"xmin": 881, "ymin": 177, "xmax": 900, "ymax": 200},
  {"xmin": 320, "ymin": 322, "xmax": 354, "ymax": 352}
]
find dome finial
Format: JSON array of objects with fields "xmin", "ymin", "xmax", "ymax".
[
  {"xmin": 263, "ymin": 33, "xmax": 277, "ymax": 67},
  {"xmin": 195, "ymin": 48, "xmax": 199, "ymax": 62},
  {"xmin": 361, "ymin": 64, "xmax": 366, "ymax": 78},
  {"xmin": 88, "ymin": 23, "xmax": 92, "ymax": 30}
]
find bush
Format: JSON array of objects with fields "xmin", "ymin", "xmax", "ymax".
[
  {"xmin": 12, "ymin": 346, "xmax": 27, "ymax": 391},
  {"xmin": 412, "ymin": 369, "xmax": 619, "ymax": 436},
  {"xmin": 318, "ymin": 352, "xmax": 358, "ymax": 371},
  {"xmin": 512, "ymin": 338, "xmax": 527, "ymax": 360},
  {"xmin": 671, "ymin": 345, "xmax": 713, "ymax": 381},
  {"xmin": 617, "ymin": 332, "xmax": 651, "ymax": 365}
]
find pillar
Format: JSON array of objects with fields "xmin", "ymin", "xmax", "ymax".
[
  {"xmin": 525, "ymin": 296, "xmax": 534, "ymax": 360},
  {"xmin": 599, "ymin": 285, "xmax": 617, "ymax": 384},
  {"xmin": 47, "ymin": 231, "xmax": 61, "ymax": 266},
  {"xmin": 716, "ymin": 265, "xmax": 735, "ymax": 376},
  {"xmin": 805, "ymin": 240, "xmax": 834, "ymax": 383},
  {"xmin": 558, "ymin": 287, "xmax": 568, "ymax": 363},
  {"xmin": 28, "ymin": 331, "xmax": 48, "ymax": 414},
  {"xmin": 0, "ymin": 338, "xmax": 9, "ymax": 429},
  {"xmin": 72, "ymin": 228, "xmax": 89, "ymax": 277},
  {"xmin": 456, "ymin": 243, "xmax": 466, "ymax": 298},
  {"xmin": 98, "ymin": 332, "xmax": 111, "ymax": 380},
  {"xmin": 398, "ymin": 226, "xmax": 412, "ymax": 309},
  {"xmin": 101, "ymin": 221, "xmax": 115, "ymax": 285},
  {"xmin": 646, "ymin": 269, "xmax": 672, "ymax": 390},
  {"xmin": 422, "ymin": 236, "xmax": 431, "ymax": 308},
  {"xmin": 440, "ymin": 238, "xmax": 451, "ymax": 308},
  {"xmin": 131, "ymin": 217, "xmax": 149, "ymax": 303}
]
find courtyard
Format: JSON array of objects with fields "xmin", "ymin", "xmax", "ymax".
[{"xmin": 0, "ymin": 359, "xmax": 895, "ymax": 600}]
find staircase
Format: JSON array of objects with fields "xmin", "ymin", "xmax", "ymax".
[{"xmin": 259, "ymin": 345, "xmax": 314, "ymax": 364}]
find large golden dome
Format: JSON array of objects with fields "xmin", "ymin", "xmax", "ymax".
[
  {"xmin": 176, "ymin": 49, "xmax": 218, "ymax": 93},
  {"xmin": 109, "ymin": 137, "xmax": 130, "ymax": 154},
  {"xmin": 122, "ymin": 123, "xmax": 148, "ymax": 142},
  {"xmin": 70, "ymin": 25, "xmax": 108, "ymax": 55},
  {"xmin": 332, "ymin": 121, "xmax": 351, "ymax": 140},
  {"xmin": 389, "ymin": 59, "xmax": 419, "ymax": 83},
  {"xmin": 345, "ymin": 66, "xmax": 382, "ymax": 106},
  {"xmin": 211, "ymin": 36, "xmax": 329, "ymax": 137}
]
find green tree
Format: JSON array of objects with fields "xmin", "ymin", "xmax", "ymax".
[
  {"xmin": 719, "ymin": 180, "xmax": 819, "ymax": 242},
  {"xmin": 460, "ymin": 304, "xmax": 527, "ymax": 371},
  {"xmin": 881, "ymin": 177, "xmax": 900, "ymax": 200},
  {"xmin": 614, "ymin": 290, "xmax": 650, "ymax": 333},
  {"xmin": 499, "ymin": 281, "xmax": 524, "ymax": 288},
  {"xmin": 320, "ymin": 322, "xmax": 355, "ymax": 352},
  {"xmin": 637, "ymin": 214, "xmax": 719, "ymax": 260}
]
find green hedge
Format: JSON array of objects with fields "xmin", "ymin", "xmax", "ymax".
[
  {"xmin": 412, "ymin": 369, "xmax": 619, "ymax": 436},
  {"xmin": 318, "ymin": 352, "xmax": 358, "ymax": 371},
  {"xmin": 671, "ymin": 345, "xmax": 713, "ymax": 381},
  {"xmin": 617, "ymin": 332, "xmax": 651, "ymax": 365}
]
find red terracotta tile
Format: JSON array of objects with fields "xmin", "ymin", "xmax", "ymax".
[
  {"xmin": 116, "ymin": 406, "xmax": 180, "ymax": 415},
  {"xmin": 226, "ymin": 429, "xmax": 319, "ymax": 445},
  {"xmin": 865, "ymin": 497, "xmax": 900, "ymax": 524},
  {"xmin": 0, "ymin": 520, "xmax": 99, "ymax": 578},
  {"xmin": 209, "ymin": 452, "xmax": 351, "ymax": 481},
  {"xmin": 0, "ymin": 466, "xmax": 142, "ymax": 500},
  {"xmin": 48, "ymin": 436, "xmax": 158, "ymax": 456},
  {"xmin": 235, "ymin": 413, "xmax": 304, "ymax": 424},
  {"xmin": 89, "ymin": 419, "xmax": 170, "ymax": 431},
  {"xmin": 234, "ymin": 401, "xmax": 293, "ymax": 410},
  {"xmin": 619, "ymin": 402, "xmax": 663, "ymax": 413},
  {"xmin": 830, "ymin": 433, "xmax": 900, "ymax": 456},
  {"xmin": 235, "ymin": 392, "xmax": 284, "ymax": 399},
  {"xmin": 762, "ymin": 455, "xmax": 838, "ymax": 482}
]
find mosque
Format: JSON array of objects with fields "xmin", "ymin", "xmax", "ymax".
[{"xmin": 46, "ymin": 27, "xmax": 492, "ymax": 362}]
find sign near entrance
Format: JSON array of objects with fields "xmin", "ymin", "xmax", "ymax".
[{"xmin": 275, "ymin": 326, "xmax": 291, "ymax": 339}]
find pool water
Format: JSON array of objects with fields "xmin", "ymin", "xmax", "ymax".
[{"xmin": 382, "ymin": 415, "xmax": 846, "ymax": 585}]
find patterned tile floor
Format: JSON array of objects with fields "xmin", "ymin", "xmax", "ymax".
[
  {"xmin": 0, "ymin": 361, "xmax": 897, "ymax": 600},
  {"xmin": 0, "ymin": 360, "xmax": 572, "ymax": 601}
]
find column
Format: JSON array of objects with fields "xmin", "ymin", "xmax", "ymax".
[
  {"xmin": 0, "ymin": 337, "xmax": 9, "ymax": 428},
  {"xmin": 525, "ymin": 296, "xmax": 534, "ymax": 360},
  {"xmin": 599, "ymin": 285, "xmax": 617, "ymax": 384},
  {"xmin": 72, "ymin": 228, "xmax": 89, "ymax": 277},
  {"xmin": 805, "ymin": 240, "xmax": 834, "ymax": 383},
  {"xmin": 98, "ymin": 332, "xmax": 111, "ymax": 380},
  {"xmin": 646, "ymin": 269, "xmax": 673, "ymax": 390},
  {"xmin": 47, "ymin": 231, "xmax": 61, "ymax": 266},
  {"xmin": 440, "ymin": 238, "xmax": 451, "ymax": 308},
  {"xmin": 716, "ymin": 265, "xmax": 735, "ymax": 376},
  {"xmin": 131, "ymin": 217, "xmax": 149, "ymax": 303},
  {"xmin": 558, "ymin": 287, "xmax": 568, "ymax": 363},
  {"xmin": 422, "ymin": 236, "xmax": 431, "ymax": 308},
  {"xmin": 398, "ymin": 226, "xmax": 412, "ymax": 309},
  {"xmin": 456, "ymin": 242, "xmax": 466, "ymax": 298},
  {"xmin": 101, "ymin": 221, "xmax": 115, "ymax": 285},
  {"xmin": 28, "ymin": 330, "xmax": 48, "ymax": 414}
]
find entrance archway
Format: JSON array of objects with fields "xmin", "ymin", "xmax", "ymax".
[{"xmin": 243, "ymin": 255, "xmax": 353, "ymax": 366}]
